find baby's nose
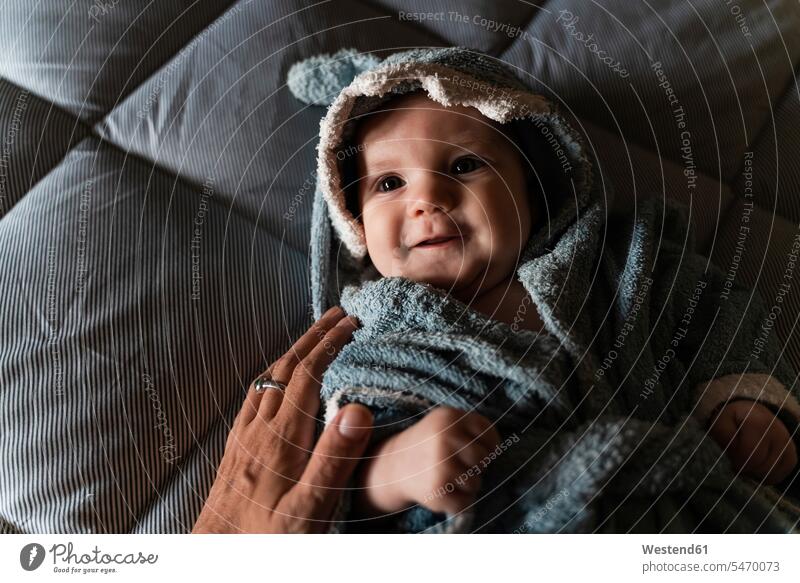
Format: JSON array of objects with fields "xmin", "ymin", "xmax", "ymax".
[{"xmin": 407, "ymin": 174, "xmax": 457, "ymax": 216}]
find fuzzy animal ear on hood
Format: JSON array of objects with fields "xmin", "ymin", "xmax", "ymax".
[{"xmin": 287, "ymin": 48, "xmax": 382, "ymax": 106}]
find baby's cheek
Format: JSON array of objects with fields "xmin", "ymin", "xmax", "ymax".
[
  {"xmin": 481, "ymin": 230, "xmax": 521, "ymax": 278},
  {"xmin": 366, "ymin": 236, "xmax": 407, "ymax": 278},
  {"xmin": 389, "ymin": 245, "xmax": 413, "ymax": 277}
]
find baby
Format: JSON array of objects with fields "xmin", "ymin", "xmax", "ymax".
[
  {"xmin": 345, "ymin": 90, "xmax": 541, "ymax": 518},
  {"xmin": 288, "ymin": 46, "xmax": 800, "ymax": 532},
  {"xmin": 344, "ymin": 90, "xmax": 799, "ymax": 521}
]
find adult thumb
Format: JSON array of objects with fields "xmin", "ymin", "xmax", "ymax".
[{"xmin": 291, "ymin": 404, "xmax": 373, "ymax": 523}]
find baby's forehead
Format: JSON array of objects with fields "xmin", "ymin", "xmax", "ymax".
[{"xmin": 352, "ymin": 93, "xmax": 506, "ymax": 145}]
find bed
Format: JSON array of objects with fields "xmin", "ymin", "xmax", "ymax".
[{"xmin": 1, "ymin": 0, "xmax": 798, "ymax": 533}]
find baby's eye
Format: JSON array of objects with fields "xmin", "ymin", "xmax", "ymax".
[
  {"xmin": 452, "ymin": 156, "xmax": 485, "ymax": 175},
  {"xmin": 377, "ymin": 175, "xmax": 405, "ymax": 192}
]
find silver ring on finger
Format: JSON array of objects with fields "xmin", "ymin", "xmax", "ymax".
[{"xmin": 253, "ymin": 374, "xmax": 288, "ymax": 393}]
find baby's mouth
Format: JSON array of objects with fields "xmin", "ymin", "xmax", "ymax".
[{"xmin": 414, "ymin": 235, "xmax": 461, "ymax": 249}]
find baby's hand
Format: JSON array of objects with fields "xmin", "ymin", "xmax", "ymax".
[
  {"xmin": 355, "ymin": 407, "xmax": 500, "ymax": 517},
  {"xmin": 709, "ymin": 401, "xmax": 797, "ymax": 485}
]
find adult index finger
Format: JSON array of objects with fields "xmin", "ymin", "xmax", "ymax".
[
  {"xmin": 238, "ymin": 306, "xmax": 346, "ymax": 427},
  {"xmin": 277, "ymin": 315, "xmax": 359, "ymax": 430},
  {"xmin": 265, "ymin": 306, "xmax": 347, "ymax": 384}
]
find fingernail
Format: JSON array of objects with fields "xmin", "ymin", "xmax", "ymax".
[
  {"xmin": 336, "ymin": 406, "xmax": 372, "ymax": 440},
  {"xmin": 326, "ymin": 306, "xmax": 344, "ymax": 318},
  {"xmin": 336, "ymin": 315, "xmax": 359, "ymax": 329}
]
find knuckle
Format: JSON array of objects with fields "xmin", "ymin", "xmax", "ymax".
[
  {"xmin": 271, "ymin": 353, "xmax": 299, "ymax": 376},
  {"xmin": 300, "ymin": 354, "xmax": 320, "ymax": 371},
  {"xmin": 260, "ymin": 416, "xmax": 288, "ymax": 447},
  {"xmin": 314, "ymin": 455, "xmax": 344, "ymax": 486},
  {"xmin": 444, "ymin": 427, "xmax": 472, "ymax": 449},
  {"xmin": 463, "ymin": 409, "xmax": 490, "ymax": 427},
  {"xmin": 325, "ymin": 320, "xmax": 349, "ymax": 336},
  {"xmin": 305, "ymin": 484, "xmax": 330, "ymax": 514},
  {"xmin": 433, "ymin": 438, "xmax": 458, "ymax": 463},
  {"xmin": 323, "ymin": 327, "xmax": 348, "ymax": 349},
  {"xmin": 310, "ymin": 319, "xmax": 329, "ymax": 339},
  {"xmin": 226, "ymin": 457, "xmax": 260, "ymax": 493},
  {"xmin": 464, "ymin": 412, "xmax": 495, "ymax": 438},
  {"xmin": 281, "ymin": 494, "xmax": 315, "ymax": 530},
  {"xmin": 429, "ymin": 406, "xmax": 462, "ymax": 428},
  {"xmin": 323, "ymin": 320, "xmax": 347, "ymax": 338},
  {"xmin": 292, "ymin": 363, "xmax": 317, "ymax": 384}
]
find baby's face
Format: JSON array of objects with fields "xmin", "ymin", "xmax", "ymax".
[{"xmin": 353, "ymin": 93, "xmax": 535, "ymax": 301}]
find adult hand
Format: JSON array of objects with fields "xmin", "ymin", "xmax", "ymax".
[{"xmin": 193, "ymin": 306, "xmax": 373, "ymax": 533}]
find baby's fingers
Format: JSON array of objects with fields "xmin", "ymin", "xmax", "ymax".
[
  {"xmin": 424, "ymin": 484, "xmax": 478, "ymax": 517},
  {"xmin": 420, "ymin": 461, "xmax": 483, "ymax": 516}
]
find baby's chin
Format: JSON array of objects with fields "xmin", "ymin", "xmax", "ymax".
[
  {"xmin": 408, "ymin": 273, "xmax": 460, "ymax": 290},
  {"xmin": 393, "ymin": 264, "xmax": 476, "ymax": 295}
]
